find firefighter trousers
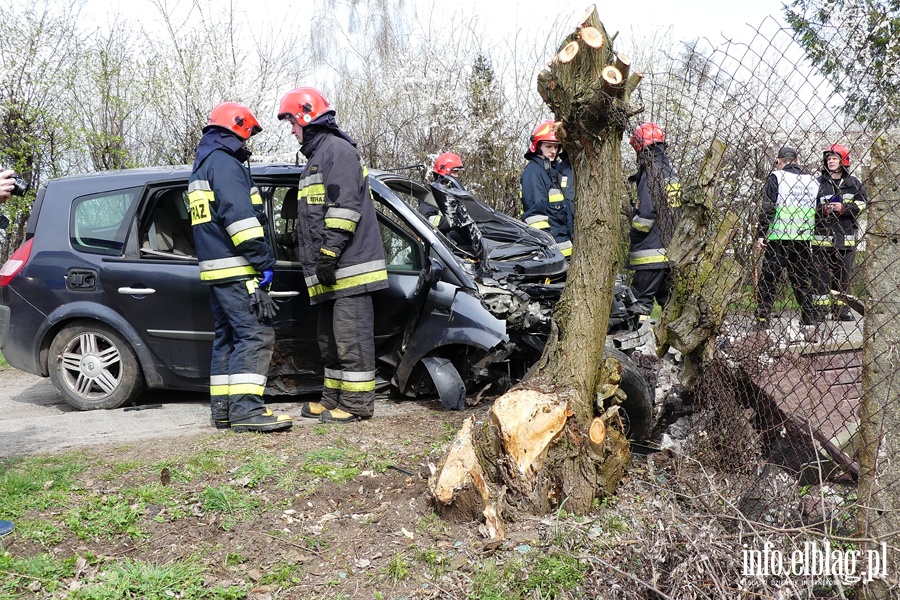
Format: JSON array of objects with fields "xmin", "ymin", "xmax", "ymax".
[
  {"xmin": 756, "ymin": 240, "xmax": 819, "ymax": 325},
  {"xmin": 209, "ymin": 280, "xmax": 275, "ymax": 422},
  {"xmin": 630, "ymin": 267, "xmax": 671, "ymax": 316},
  {"xmin": 813, "ymin": 245, "xmax": 855, "ymax": 318},
  {"xmin": 317, "ymin": 293, "xmax": 377, "ymax": 417}
]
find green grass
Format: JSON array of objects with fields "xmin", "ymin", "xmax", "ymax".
[
  {"xmin": 0, "ymin": 552, "xmax": 76, "ymax": 596},
  {"xmin": 467, "ymin": 553, "xmax": 587, "ymax": 600},
  {"xmin": 231, "ymin": 451, "xmax": 287, "ymax": 488},
  {"xmin": 299, "ymin": 447, "xmax": 361, "ymax": 483},
  {"xmin": 66, "ymin": 558, "xmax": 248, "ymax": 599},
  {"xmin": 0, "ymin": 454, "xmax": 89, "ymax": 518},
  {"xmin": 385, "ymin": 553, "xmax": 409, "ymax": 582},
  {"xmin": 65, "ymin": 492, "xmax": 145, "ymax": 540},
  {"xmin": 200, "ymin": 485, "xmax": 260, "ymax": 530},
  {"xmin": 258, "ymin": 560, "xmax": 305, "ymax": 586}
]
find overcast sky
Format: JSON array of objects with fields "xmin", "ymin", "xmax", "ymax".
[{"xmin": 83, "ymin": 0, "xmax": 790, "ymax": 48}]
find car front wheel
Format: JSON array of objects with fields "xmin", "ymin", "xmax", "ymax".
[
  {"xmin": 48, "ymin": 321, "xmax": 144, "ymax": 410},
  {"xmin": 602, "ymin": 347, "xmax": 654, "ymax": 442}
]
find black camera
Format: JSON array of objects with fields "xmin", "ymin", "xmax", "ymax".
[{"xmin": 10, "ymin": 174, "xmax": 28, "ymax": 197}]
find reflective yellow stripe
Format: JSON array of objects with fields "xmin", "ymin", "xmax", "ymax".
[
  {"xmin": 301, "ymin": 183, "xmax": 326, "ymax": 205},
  {"xmin": 308, "ymin": 269, "xmax": 388, "ymax": 298},
  {"xmin": 630, "ymin": 255, "xmax": 668, "ymax": 265},
  {"xmin": 231, "ymin": 226, "xmax": 265, "ymax": 246},
  {"xmin": 229, "ymin": 383, "xmax": 265, "ymax": 396},
  {"xmin": 200, "ymin": 265, "xmax": 257, "ymax": 281},
  {"xmin": 341, "ymin": 380, "xmax": 376, "ymax": 392},
  {"xmin": 632, "ymin": 216, "xmax": 655, "ymax": 232},
  {"xmin": 324, "ymin": 378, "xmax": 341, "ymax": 390},
  {"xmin": 250, "ymin": 188, "xmax": 263, "ymax": 206},
  {"xmin": 560, "ymin": 246, "xmax": 572, "ymax": 257},
  {"xmin": 320, "ymin": 248, "xmax": 337, "ymax": 258},
  {"xmin": 209, "ymin": 385, "xmax": 229, "ymax": 396},
  {"xmin": 549, "ymin": 188, "xmax": 564, "ymax": 203},
  {"xmin": 324, "ymin": 218, "xmax": 358, "ymax": 232},
  {"xmin": 529, "ymin": 220, "xmax": 550, "ymax": 230},
  {"xmin": 188, "ymin": 190, "xmax": 214, "ymax": 225},
  {"xmin": 666, "ymin": 182, "xmax": 682, "ymax": 208}
]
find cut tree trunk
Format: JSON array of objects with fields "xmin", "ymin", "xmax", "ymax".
[{"xmin": 428, "ymin": 5, "xmax": 638, "ymax": 537}]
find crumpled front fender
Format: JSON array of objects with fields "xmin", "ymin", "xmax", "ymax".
[{"xmin": 393, "ymin": 284, "xmax": 508, "ymax": 393}]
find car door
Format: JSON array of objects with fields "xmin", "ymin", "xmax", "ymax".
[
  {"xmin": 263, "ymin": 181, "xmax": 426, "ymax": 392},
  {"xmin": 100, "ymin": 185, "xmax": 214, "ymax": 388}
]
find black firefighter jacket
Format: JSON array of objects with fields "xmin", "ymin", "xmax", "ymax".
[
  {"xmin": 296, "ymin": 127, "xmax": 388, "ymax": 304},
  {"xmin": 520, "ymin": 154, "xmax": 575, "ymax": 256},
  {"xmin": 188, "ymin": 129, "xmax": 275, "ymax": 284},
  {"xmin": 628, "ymin": 144, "xmax": 681, "ymax": 271},
  {"xmin": 814, "ymin": 167, "xmax": 868, "ymax": 250}
]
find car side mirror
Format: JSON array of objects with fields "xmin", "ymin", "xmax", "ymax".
[
  {"xmin": 415, "ymin": 257, "xmax": 443, "ymax": 296},
  {"xmin": 425, "ymin": 257, "xmax": 443, "ymax": 284}
]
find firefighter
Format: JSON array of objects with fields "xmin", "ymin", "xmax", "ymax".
[
  {"xmin": 188, "ymin": 102, "xmax": 292, "ymax": 433},
  {"xmin": 277, "ymin": 87, "xmax": 388, "ymax": 423},
  {"xmin": 627, "ymin": 122, "xmax": 681, "ymax": 319},
  {"xmin": 419, "ymin": 152, "xmax": 464, "ymax": 234},
  {"xmin": 432, "ymin": 152, "xmax": 465, "ymax": 190},
  {"xmin": 754, "ymin": 146, "xmax": 821, "ymax": 332},
  {"xmin": 520, "ymin": 119, "xmax": 575, "ymax": 258},
  {"xmin": 813, "ymin": 143, "xmax": 868, "ymax": 321}
]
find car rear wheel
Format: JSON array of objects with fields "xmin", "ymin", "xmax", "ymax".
[
  {"xmin": 602, "ymin": 347, "xmax": 653, "ymax": 442},
  {"xmin": 49, "ymin": 321, "xmax": 144, "ymax": 410}
]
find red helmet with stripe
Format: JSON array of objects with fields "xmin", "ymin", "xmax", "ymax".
[
  {"xmin": 205, "ymin": 102, "xmax": 262, "ymax": 140},
  {"xmin": 528, "ymin": 120, "xmax": 559, "ymax": 154},
  {"xmin": 823, "ymin": 143, "xmax": 850, "ymax": 168},
  {"xmin": 630, "ymin": 122, "xmax": 666, "ymax": 152},
  {"xmin": 433, "ymin": 152, "xmax": 463, "ymax": 176},
  {"xmin": 277, "ymin": 87, "xmax": 335, "ymax": 126}
]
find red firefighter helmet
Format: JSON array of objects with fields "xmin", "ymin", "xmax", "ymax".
[
  {"xmin": 205, "ymin": 102, "xmax": 262, "ymax": 140},
  {"xmin": 528, "ymin": 120, "xmax": 559, "ymax": 154},
  {"xmin": 433, "ymin": 152, "xmax": 463, "ymax": 176},
  {"xmin": 277, "ymin": 87, "xmax": 334, "ymax": 126},
  {"xmin": 823, "ymin": 143, "xmax": 850, "ymax": 168},
  {"xmin": 630, "ymin": 122, "xmax": 666, "ymax": 152}
]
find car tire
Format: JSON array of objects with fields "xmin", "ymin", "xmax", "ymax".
[
  {"xmin": 48, "ymin": 321, "xmax": 144, "ymax": 410},
  {"xmin": 603, "ymin": 347, "xmax": 653, "ymax": 442}
]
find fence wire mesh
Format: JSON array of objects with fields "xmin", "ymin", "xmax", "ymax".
[{"xmin": 617, "ymin": 14, "xmax": 899, "ymax": 598}]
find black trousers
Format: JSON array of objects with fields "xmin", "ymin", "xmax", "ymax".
[
  {"xmin": 813, "ymin": 245, "xmax": 855, "ymax": 317},
  {"xmin": 631, "ymin": 267, "xmax": 671, "ymax": 315},
  {"xmin": 756, "ymin": 240, "xmax": 818, "ymax": 324},
  {"xmin": 209, "ymin": 281, "xmax": 274, "ymax": 422},
  {"xmin": 317, "ymin": 293, "xmax": 377, "ymax": 417}
]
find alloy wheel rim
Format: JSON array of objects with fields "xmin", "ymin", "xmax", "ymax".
[{"xmin": 59, "ymin": 332, "xmax": 122, "ymax": 399}]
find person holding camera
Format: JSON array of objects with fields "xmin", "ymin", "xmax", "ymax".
[{"xmin": 0, "ymin": 169, "xmax": 16, "ymax": 202}]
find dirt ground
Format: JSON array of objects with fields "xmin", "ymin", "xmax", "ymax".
[{"xmin": 4, "ymin": 365, "xmax": 600, "ymax": 599}]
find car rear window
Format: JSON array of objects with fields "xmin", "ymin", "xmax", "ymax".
[{"xmin": 71, "ymin": 188, "xmax": 140, "ymax": 255}]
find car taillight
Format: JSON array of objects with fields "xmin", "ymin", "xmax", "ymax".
[{"xmin": 0, "ymin": 238, "xmax": 34, "ymax": 287}]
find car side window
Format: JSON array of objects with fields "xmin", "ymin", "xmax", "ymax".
[
  {"xmin": 271, "ymin": 187, "xmax": 299, "ymax": 262},
  {"xmin": 372, "ymin": 195, "xmax": 423, "ymax": 271},
  {"xmin": 140, "ymin": 188, "xmax": 196, "ymax": 260},
  {"xmin": 71, "ymin": 188, "xmax": 140, "ymax": 255}
]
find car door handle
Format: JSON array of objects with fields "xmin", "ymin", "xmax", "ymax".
[
  {"xmin": 268, "ymin": 291, "xmax": 300, "ymax": 298},
  {"xmin": 118, "ymin": 287, "xmax": 157, "ymax": 295}
]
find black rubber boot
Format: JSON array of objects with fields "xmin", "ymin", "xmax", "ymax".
[{"xmin": 231, "ymin": 408, "xmax": 293, "ymax": 433}]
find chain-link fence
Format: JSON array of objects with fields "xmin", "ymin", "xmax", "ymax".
[{"xmin": 624, "ymin": 15, "xmax": 899, "ymax": 598}]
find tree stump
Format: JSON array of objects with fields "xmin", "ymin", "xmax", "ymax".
[{"xmin": 428, "ymin": 4, "xmax": 638, "ymax": 538}]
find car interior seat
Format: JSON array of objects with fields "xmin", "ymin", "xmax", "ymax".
[
  {"xmin": 278, "ymin": 188, "xmax": 299, "ymax": 261},
  {"xmin": 144, "ymin": 189, "xmax": 195, "ymax": 256}
]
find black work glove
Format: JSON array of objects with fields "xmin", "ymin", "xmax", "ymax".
[
  {"xmin": 247, "ymin": 280, "xmax": 280, "ymax": 322},
  {"xmin": 316, "ymin": 253, "xmax": 338, "ymax": 287}
]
